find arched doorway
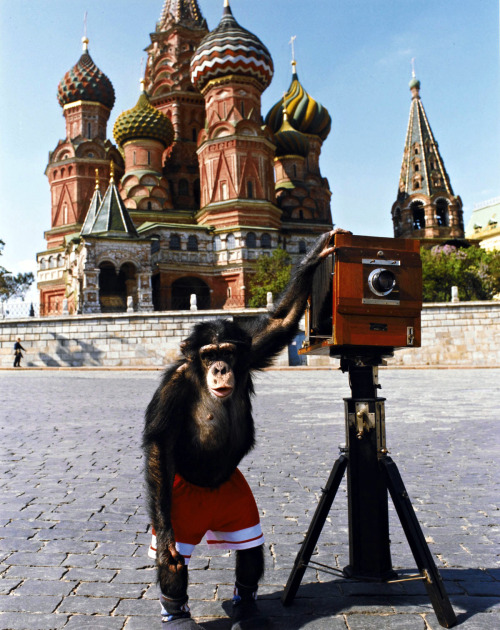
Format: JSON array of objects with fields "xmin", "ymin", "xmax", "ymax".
[
  {"xmin": 99, "ymin": 261, "xmax": 137, "ymax": 312},
  {"xmin": 171, "ymin": 277, "xmax": 210, "ymax": 310}
]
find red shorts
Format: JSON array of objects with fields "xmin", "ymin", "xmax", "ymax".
[{"xmin": 148, "ymin": 468, "xmax": 263, "ymax": 565}]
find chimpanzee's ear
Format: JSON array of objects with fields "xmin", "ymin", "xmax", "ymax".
[{"xmin": 180, "ymin": 338, "xmax": 194, "ymax": 360}]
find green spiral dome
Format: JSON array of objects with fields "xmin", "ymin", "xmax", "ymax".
[
  {"xmin": 273, "ymin": 114, "xmax": 310, "ymax": 158},
  {"xmin": 113, "ymin": 92, "xmax": 174, "ymax": 147},
  {"xmin": 265, "ymin": 69, "xmax": 331, "ymax": 142}
]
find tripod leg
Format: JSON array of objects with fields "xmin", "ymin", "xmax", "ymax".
[
  {"xmin": 381, "ymin": 456, "xmax": 457, "ymax": 629},
  {"xmin": 282, "ymin": 454, "xmax": 348, "ymax": 606}
]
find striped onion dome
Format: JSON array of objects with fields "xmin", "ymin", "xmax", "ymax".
[
  {"xmin": 190, "ymin": 1, "xmax": 273, "ymax": 92},
  {"xmin": 57, "ymin": 41, "xmax": 115, "ymax": 110},
  {"xmin": 273, "ymin": 111, "xmax": 309, "ymax": 158},
  {"xmin": 265, "ymin": 67, "xmax": 331, "ymax": 141},
  {"xmin": 113, "ymin": 91, "xmax": 174, "ymax": 148}
]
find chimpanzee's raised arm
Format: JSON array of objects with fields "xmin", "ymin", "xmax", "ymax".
[{"xmin": 248, "ymin": 230, "xmax": 338, "ymax": 370}]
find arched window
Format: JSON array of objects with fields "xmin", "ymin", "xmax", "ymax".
[
  {"xmin": 187, "ymin": 235, "xmax": 198, "ymax": 251},
  {"xmin": 436, "ymin": 199, "xmax": 449, "ymax": 227},
  {"xmin": 151, "ymin": 236, "xmax": 161, "ymax": 254},
  {"xmin": 192, "ymin": 128, "xmax": 197, "ymax": 142},
  {"xmin": 87, "ymin": 122, "xmax": 92, "ymax": 138},
  {"xmin": 298, "ymin": 240, "xmax": 307, "ymax": 254},
  {"xmin": 193, "ymin": 179, "xmax": 200, "ymax": 206},
  {"xmin": 220, "ymin": 181, "xmax": 228, "ymax": 200},
  {"xmin": 246, "ymin": 232, "xmax": 257, "ymax": 248},
  {"xmin": 394, "ymin": 208, "xmax": 402, "ymax": 236},
  {"xmin": 240, "ymin": 100, "xmax": 245, "ymax": 117},
  {"xmin": 247, "ymin": 181, "xmax": 254, "ymax": 199},
  {"xmin": 214, "ymin": 235, "xmax": 222, "ymax": 251},
  {"xmin": 147, "ymin": 201, "xmax": 152, "ymax": 211},
  {"xmin": 226, "ymin": 233, "xmax": 235, "ymax": 250},
  {"xmin": 179, "ymin": 179, "xmax": 189, "ymax": 196},
  {"xmin": 261, "ymin": 233, "xmax": 271, "ymax": 248},
  {"xmin": 169, "ymin": 234, "xmax": 181, "ymax": 250},
  {"xmin": 147, "ymin": 151, "xmax": 151, "ymax": 165},
  {"xmin": 411, "ymin": 201, "xmax": 426, "ymax": 230}
]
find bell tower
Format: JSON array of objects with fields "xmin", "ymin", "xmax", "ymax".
[
  {"xmin": 190, "ymin": 0, "xmax": 278, "ymax": 230},
  {"xmin": 391, "ymin": 72, "xmax": 464, "ymax": 243},
  {"xmin": 144, "ymin": 0, "xmax": 208, "ymax": 212},
  {"xmin": 45, "ymin": 37, "xmax": 122, "ymax": 250}
]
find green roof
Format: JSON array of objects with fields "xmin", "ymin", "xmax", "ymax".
[{"xmin": 88, "ymin": 180, "xmax": 138, "ymax": 238}]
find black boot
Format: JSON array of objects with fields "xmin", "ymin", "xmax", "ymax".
[
  {"xmin": 160, "ymin": 594, "xmax": 204, "ymax": 628},
  {"xmin": 231, "ymin": 583, "xmax": 271, "ymax": 630}
]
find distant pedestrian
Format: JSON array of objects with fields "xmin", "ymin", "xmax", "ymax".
[{"xmin": 13, "ymin": 338, "xmax": 26, "ymax": 368}]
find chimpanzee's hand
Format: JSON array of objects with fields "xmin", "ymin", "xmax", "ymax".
[
  {"xmin": 304, "ymin": 228, "xmax": 352, "ymax": 268},
  {"xmin": 156, "ymin": 528, "xmax": 185, "ymax": 573}
]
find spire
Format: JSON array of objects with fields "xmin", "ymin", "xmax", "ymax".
[
  {"xmin": 80, "ymin": 170, "xmax": 102, "ymax": 235},
  {"xmin": 289, "ymin": 35, "xmax": 297, "ymax": 74},
  {"xmin": 158, "ymin": 0, "xmax": 207, "ymax": 30},
  {"xmin": 398, "ymin": 74, "xmax": 453, "ymax": 199},
  {"xmin": 86, "ymin": 164, "xmax": 138, "ymax": 238}
]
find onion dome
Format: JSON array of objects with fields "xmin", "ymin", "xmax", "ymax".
[
  {"xmin": 409, "ymin": 76, "xmax": 420, "ymax": 90},
  {"xmin": 265, "ymin": 67, "xmax": 331, "ymax": 141},
  {"xmin": 190, "ymin": 0, "xmax": 273, "ymax": 92},
  {"xmin": 57, "ymin": 39, "xmax": 115, "ymax": 110},
  {"xmin": 113, "ymin": 88, "xmax": 174, "ymax": 148},
  {"xmin": 273, "ymin": 111, "xmax": 310, "ymax": 158}
]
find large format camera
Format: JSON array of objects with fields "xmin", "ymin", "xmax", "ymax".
[{"xmin": 302, "ymin": 233, "xmax": 422, "ymax": 353}]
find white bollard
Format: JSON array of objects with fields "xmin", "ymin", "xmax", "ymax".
[
  {"xmin": 451, "ymin": 286, "xmax": 459, "ymax": 303},
  {"xmin": 266, "ymin": 291, "xmax": 273, "ymax": 311},
  {"xmin": 127, "ymin": 296, "xmax": 134, "ymax": 313},
  {"xmin": 190, "ymin": 294, "xmax": 198, "ymax": 311}
]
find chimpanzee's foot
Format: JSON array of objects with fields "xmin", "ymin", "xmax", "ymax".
[
  {"xmin": 231, "ymin": 598, "xmax": 271, "ymax": 629},
  {"xmin": 162, "ymin": 615, "xmax": 204, "ymax": 628}
]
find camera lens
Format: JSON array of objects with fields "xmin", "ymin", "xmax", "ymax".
[{"xmin": 368, "ymin": 268, "xmax": 397, "ymax": 297}]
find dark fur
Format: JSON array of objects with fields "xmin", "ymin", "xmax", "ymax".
[{"xmin": 143, "ymin": 232, "xmax": 333, "ymax": 601}]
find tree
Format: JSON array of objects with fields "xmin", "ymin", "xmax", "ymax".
[
  {"xmin": 421, "ymin": 244, "xmax": 500, "ymax": 302},
  {"xmin": 248, "ymin": 247, "xmax": 292, "ymax": 308},
  {"xmin": 0, "ymin": 239, "xmax": 35, "ymax": 303}
]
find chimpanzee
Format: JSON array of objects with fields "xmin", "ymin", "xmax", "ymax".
[{"xmin": 143, "ymin": 231, "xmax": 338, "ymax": 629}]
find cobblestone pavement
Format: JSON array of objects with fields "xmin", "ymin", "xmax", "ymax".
[{"xmin": 0, "ymin": 368, "xmax": 499, "ymax": 630}]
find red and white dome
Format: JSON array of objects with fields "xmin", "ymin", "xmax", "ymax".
[{"xmin": 190, "ymin": 1, "xmax": 273, "ymax": 92}]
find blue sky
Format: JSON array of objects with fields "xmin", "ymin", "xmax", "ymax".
[{"xmin": 0, "ymin": 0, "xmax": 498, "ymax": 283}]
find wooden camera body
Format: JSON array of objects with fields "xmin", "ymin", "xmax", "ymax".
[{"xmin": 301, "ymin": 233, "xmax": 422, "ymax": 355}]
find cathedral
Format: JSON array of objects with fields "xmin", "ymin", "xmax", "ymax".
[
  {"xmin": 36, "ymin": 0, "xmax": 465, "ymax": 316},
  {"xmin": 36, "ymin": 0, "xmax": 334, "ymax": 315}
]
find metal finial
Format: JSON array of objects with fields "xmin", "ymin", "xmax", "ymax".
[
  {"xmin": 411, "ymin": 57, "xmax": 416, "ymax": 78},
  {"xmin": 109, "ymin": 162, "xmax": 115, "ymax": 184},
  {"xmin": 224, "ymin": 0, "xmax": 230, "ymax": 7},
  {"xmin": 282, "ymin": 91, "xmax": 288, "ymax": 120},
  {"xmin": 289, "ymin": 35, "xmax": 297, "ymax": 70},
  {"xmin": 140, "ymin": 58, "xmax": 145, "ymax": 92},
  {"xmin": 82, "ymin": 12, "xmax": 89, "ymax": 51},
  {"xmin": 95, "ymin": 168, "xmax": 100, "ymax": 190}
]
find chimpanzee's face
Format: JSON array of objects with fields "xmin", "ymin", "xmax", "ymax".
[{"xmin": 199, "ymin": 343, "xmax": 236, "ymax": 399}]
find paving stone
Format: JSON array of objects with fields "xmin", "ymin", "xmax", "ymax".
[
  {"xmin": 56, "ymin": 595, "xmax": 120, "ymax": 615},
  {"xmin": 0, "ymin": 612, "xmax": 68, "ymax": 630},
  {"xmin": 62, "ymin": 616, "xmax": 126, "ymax": 629},
  {"xmin": 12, "ymin": 580, "xmax": 76, "ymax": 597}
]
